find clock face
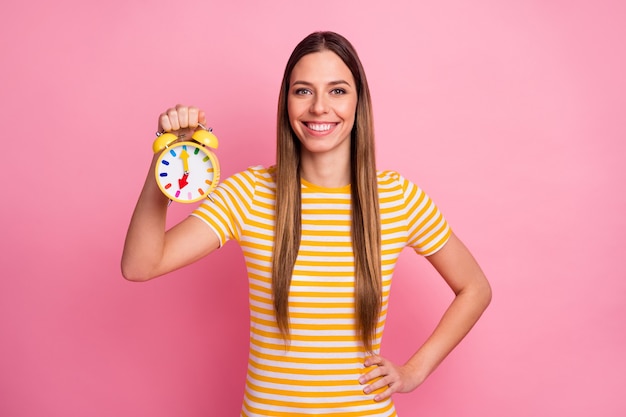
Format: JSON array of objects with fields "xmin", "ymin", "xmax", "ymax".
[{"xmin": 155, "ymin": 141, "xmax": 220, "ymax": 203}]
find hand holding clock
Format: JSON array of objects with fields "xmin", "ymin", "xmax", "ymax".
[
  {"xmin": 152, "ymin": 104, "xmax": 220, "ymax": 203},
  {"xmin": 158, "ymin": 104, "xmax": 207, "ymax": 139}
]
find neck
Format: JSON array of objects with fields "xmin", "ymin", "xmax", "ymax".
[{"xmin": 299, "ymin": 150, "xmax": 351, "ymax": 188}]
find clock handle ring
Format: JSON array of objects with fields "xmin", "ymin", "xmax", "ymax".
[{"xmin": 152, "ymin": 125, "xmax": 218, "ymax": 153}]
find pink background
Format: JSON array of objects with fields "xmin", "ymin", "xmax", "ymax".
[{"xmin": 1, "ymin": 0, "xmax": 624, "ymax": 416}]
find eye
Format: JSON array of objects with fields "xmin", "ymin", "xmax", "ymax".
[
  {"xmin": 294, "ymin": 88, "xmax": 312, "ymax": 95},
  {"xmin": 330, "ymin": 88, "xmax": 346, "ymax": 95}
]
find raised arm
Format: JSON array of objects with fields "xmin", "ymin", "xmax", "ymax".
[{"xmin": 121, "ymin": 105, "xmax": 220, "ymax": 282}]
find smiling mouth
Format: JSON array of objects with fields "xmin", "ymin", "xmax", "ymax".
[{"xmin": 305, "ymin": 122, "xmax": 336, "ymax": 132}]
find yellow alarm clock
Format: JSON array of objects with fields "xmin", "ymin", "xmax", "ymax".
[{"xmin": 152, "ymin": 126, "xmax": 220, "ymax": 203}]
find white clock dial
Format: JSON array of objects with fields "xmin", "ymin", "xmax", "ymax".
[{"xmin": 155, "ymin": 141, "xmax": 219, "ymax": 203}]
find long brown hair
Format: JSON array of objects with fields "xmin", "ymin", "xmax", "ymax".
[{"xmin": 273, "ymin": 31, "xmax": 382, "ymax": 352}]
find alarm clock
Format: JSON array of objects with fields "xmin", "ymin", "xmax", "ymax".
[{"xmin": 152, "ymin": 126, "xmax": 220, "ymax": 203}]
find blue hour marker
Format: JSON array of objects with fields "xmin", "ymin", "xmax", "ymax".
[
  {"xmin": 160, "ymin": 173, "xmax": 168, "ymax": 177},
  {"xmin": 161, "ymin": 160, "xmax": 170, "ymax": 165},
  {"xmin": 169, "ymin": 149, "xmax": 177, "ymax": 157}
]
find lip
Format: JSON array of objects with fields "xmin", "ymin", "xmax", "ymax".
[{"xmin": 303, "ymin": 121, "xmax": 338, "ymax": 136}]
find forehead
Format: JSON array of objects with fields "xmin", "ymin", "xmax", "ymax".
[{"xmin": 290, "ymin": 50, "xmax": 354, "ymax": 84}]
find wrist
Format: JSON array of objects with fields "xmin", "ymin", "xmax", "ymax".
[{"xmin": 403, "ymin": 356, "xmax": 432, "ymax": 388}]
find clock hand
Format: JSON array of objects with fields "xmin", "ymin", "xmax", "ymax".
[
  {"xmin": 178, "ymin": 173, "xmax": 189, "ymax": 189},
  {"xmin": 180, "ymin": 149, "xmax": 190, "ymax": 172}
]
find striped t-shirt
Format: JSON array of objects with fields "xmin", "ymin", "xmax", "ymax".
[{"xmin": 192, "ymin": 166, "xmax": 451, "ymax": 417}]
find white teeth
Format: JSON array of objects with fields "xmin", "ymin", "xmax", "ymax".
[{"xmin": 307, "ymin": 123, "xmax": 333, "ymax": 132}]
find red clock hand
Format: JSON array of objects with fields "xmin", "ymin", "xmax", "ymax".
[{"xmin": 178, "ymin": 173, "xmax": 189, "ymax": 189}]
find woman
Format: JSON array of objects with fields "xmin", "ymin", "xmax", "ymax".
[{"xmin": 122, "ymin": 31, "xmax": 491, "ymax": 416}]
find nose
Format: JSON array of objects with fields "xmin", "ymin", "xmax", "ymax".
[{"xmin": 310, "ymin": 94, "xmax": 329, "ymax": 114}]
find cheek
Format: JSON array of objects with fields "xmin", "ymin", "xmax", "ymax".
[
  {"xmin": 288, "ymin": 105, "xmax": 307, "ymax": 136},
  {"xmin": 343, "ymin": 111, "xmax": 357, "ymax": 130},
  {"xmin": 285, "ymin": 105, "xmax": 301, "ymax": 138},
  {"xmin": 287, "ymin": 101, "xmax": 298, "ymax": 123},
  {"xmin": 340, "ymin": 100, "xmax": 358, "ymax": 122}
]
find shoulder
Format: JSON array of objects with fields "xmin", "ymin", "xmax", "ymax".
[
  {"xmin": 376, "ymin": 170, "xmax": 415, "ymax": 193},
  {"xmin": 375, "ymin": 170, "xmax": 435, "ymax": 212},
  {"xmin": 212, "ymin": 166, "xmax": 276, "ymax": 206},
  {"xmin": 223, "ymin": 165, "xmax": 275, "ymax": 188}
]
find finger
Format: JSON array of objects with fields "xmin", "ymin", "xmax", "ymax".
[
  {"xmin": 359, "ymin": 363, "xmax": 383, "ymax": 385},
  {"xmin": 188, "ymin": 106, "xmax": 199, "ymax": 128},
  {"xmin": 363, "ymin": 374, "xmax": 393, "ymax": 398},
  {"xmin": 159, "ymin": 112, "xmax": 172, "ymax": 132},
  {"xmin": 167, "ymin": 108, "xmax": 180, "ymax": 131},
  {"xmin": 176, "ymin": 104, "xmax": 189, "ymax": 129},
  {"xmin": 373, "ymin": 384, "xmax": 395, "ymax": 402},
  {"xmin": 198, "ymin": 109, "xmax": 207, "ymax": 126},
  {"xmin": 364, "ymin": 355, "xmax": 383, "ymax": 367}
]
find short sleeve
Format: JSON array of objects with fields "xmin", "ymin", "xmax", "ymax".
[
  {"xmin": 398, "ymin": 174, "xmax": 452, "ymax": 256},
  {"xmin": 190, "ymin": 167, "xmax": 259, "ymax": 246}
]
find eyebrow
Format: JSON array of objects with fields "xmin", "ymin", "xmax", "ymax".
[{"xmin": 291, "ymin": 80, "xmax": 352, "ymax": 87}]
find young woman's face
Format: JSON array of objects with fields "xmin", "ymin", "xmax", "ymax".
[{"xmin": 288, "ymin": 50, "xmax": 357, "ymax": 160}]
